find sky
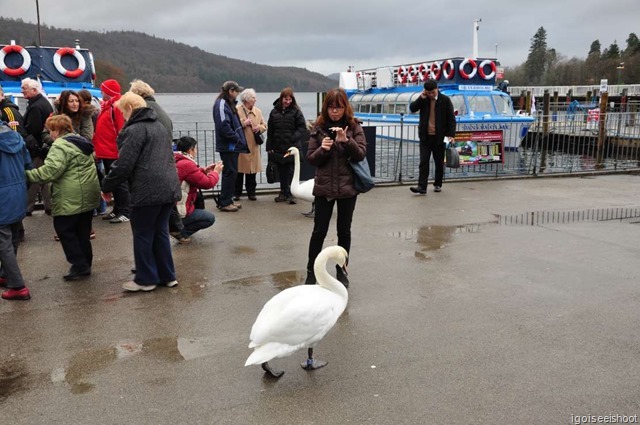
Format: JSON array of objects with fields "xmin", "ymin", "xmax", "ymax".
[{"xmin": 2, "ymin": 0, "xmax": 638, "ymax": 76}]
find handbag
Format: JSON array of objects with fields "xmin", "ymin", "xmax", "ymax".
[
  {"xmin": 350, "ymin": 156, "xmax": 375, "ymax": 193},
  {"xmin": 194, "ymin": 189, "xmax": 205, "ymax": 209},
  {"xmin": 254, "ymin": 131, "xmax": 264, "ymax": 145},
  {"xmin": 266, "ymin": 160, "xmax": 279, "ymax": 184},
  {"xmin": 446, "ymin": 146, "xmax": 461, "ymax": 168}
]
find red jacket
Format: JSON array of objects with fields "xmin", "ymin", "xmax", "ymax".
[
  {"xmin": 175, "ymin": 152, "xmax": 220, "ymax": 216},
  {"xmin": 93, "ymin": 96, "xmax": 125, "ymax": 159}
]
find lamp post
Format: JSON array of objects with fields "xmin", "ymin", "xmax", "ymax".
[{"xmin": 616, "ymin": 62, "xmax": 624, "ymax": 85}]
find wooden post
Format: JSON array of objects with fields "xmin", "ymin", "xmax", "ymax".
[
  {"xmin": 542, "ymin": 90, "xmax": 550, "ymax": 136},
  {"xmin": 526, "ymin": 91, "xmax": 532, "ymax": 115},
  {"xmin": 595, "ymin": 92, "xmax": 608, "ymax": 168}
]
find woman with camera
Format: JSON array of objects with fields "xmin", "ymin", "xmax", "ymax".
[{"xmin": 304, "ymin": 88, "xmax": 366, "ymax": 288}]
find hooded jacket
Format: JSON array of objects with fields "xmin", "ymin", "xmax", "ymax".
[
  {"xmin": 213, "ymin": 96, "xmax": 248, "ymax": 154},
  {"xmin": 102, "ymin": 107, "xmax": 180, "ymax": 207},
  {"xmin": 0, "ymin": 97, "xmax": 28, "ymax": 139},
  {"xmin": 25, "ymin": 133, "xmax": 100, "ymax": 216},
  {"xmin": 93, "ymin": 96, "xmax": 125, "ymax": 159},
  {"xmin": 0, "ymin": 125, "xmax": 31, "ymax": 225}
]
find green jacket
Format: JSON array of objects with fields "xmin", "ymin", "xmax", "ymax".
[{"xmin": 26, "ymin": 133, "xmax": 100, "ymax": 216}]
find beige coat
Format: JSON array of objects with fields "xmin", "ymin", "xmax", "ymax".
[{"xmin": 237, "ymin": 104, "xmax": 267, "ymax": 174}]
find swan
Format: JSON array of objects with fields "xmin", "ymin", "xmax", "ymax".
[
  {"xmin": 285, "ymin": 146, "xmax": 315, "ymax": 217},
  {"xmin": 245, "ymin": 245, "xmax": 349, "ymax": 378}
]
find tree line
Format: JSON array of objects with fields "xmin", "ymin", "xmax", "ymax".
[{"xmin": 506, "ymin": 26, "xmax": 639, "ymax": 86}]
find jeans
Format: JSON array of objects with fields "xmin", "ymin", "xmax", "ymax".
[
  {"xmin": 306, "ymin": 195, "xmax": 357, "ymax": 272},
  {"xmin": 181, "ymin": 208, "xmax": 215, "ymax": 237},
  {"xmin": 0, "ymin": 223, "xmax": 25, "ymax": 289},
  {"xmin": 219, "ymin": 152, "xmax": 239, "ymax": 207},
  {"xmin": 103, "ymin": 158, "xmax": 130, "ymax": 217},
  {"xmin": 53, "ymin": 210, "xmax": 94, "ymax": 271},
  {"xmin": 418, "ymin": 136, "xmax": 446, "ymax": 188},
  {"xmin": 130, "ymin": 203, "xmax": 176, "ymax": 286}
]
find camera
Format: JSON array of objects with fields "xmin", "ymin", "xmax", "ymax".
[{"xmin": 327, "ymin": 128, "xmax": 337, "ymax": 140}]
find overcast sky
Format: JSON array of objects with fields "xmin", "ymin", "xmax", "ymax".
[{"xmin": 2, "ymin": 0, "xmax": 638, "ymax": 75}]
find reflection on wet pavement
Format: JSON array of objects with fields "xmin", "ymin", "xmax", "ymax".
[
  {"xmin": 0, "ymin": 357, "xmax": 29, "ymax": 400},
  {"xmin": 223, "ymin": 270, "xmax": 305, "ymax": 291},
  {"xmin": 389, "ymin": 223, "xmax": 490, "ymax": 259}
]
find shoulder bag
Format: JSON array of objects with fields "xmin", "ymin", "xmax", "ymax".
[{"xmin": 350, "ymin": 156, "xmax": 375, "ymax": 193}]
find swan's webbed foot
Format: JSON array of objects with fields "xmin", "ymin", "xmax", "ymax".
[
  {"xmin": 261, "ymin": 362, "xmax": 284, "ymax": 378},
  {"xmin": 300, "ymin": 347, "xmax": 327, "ymax": 370},
  {"xmin": 301, "ymin": 202, "xmax": 315, "ymax": 218}
]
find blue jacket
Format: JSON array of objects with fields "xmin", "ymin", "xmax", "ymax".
[
  {"xmin": 0, "ymin": 124, "xmax": 31, "ymax": 225},
  {"xmin": 213, "ymin": 97, "xmax": 248, "ymax": 154}
]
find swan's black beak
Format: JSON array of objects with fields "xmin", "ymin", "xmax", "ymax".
[{"xmin": 342, "ymin": 256, "xmax": 349, "ymax": 275}]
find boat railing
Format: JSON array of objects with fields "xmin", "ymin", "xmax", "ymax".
[{"xmin": 173, "ymin": 110, "xmax": 640, "ymax": 196}]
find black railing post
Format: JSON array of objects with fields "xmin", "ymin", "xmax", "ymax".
[{"xmin": 398, "ymin": 113, "xmax": 404, "ymax": 183}]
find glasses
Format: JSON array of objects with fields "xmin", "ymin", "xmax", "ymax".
[{"xmin": 328, "ymin": 105, "xmax": 344, "ymax": 111}]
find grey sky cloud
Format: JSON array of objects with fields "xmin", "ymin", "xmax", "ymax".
[{"xmin": 3, "ymin": 0, "xmax": 638, "ymax": 75}]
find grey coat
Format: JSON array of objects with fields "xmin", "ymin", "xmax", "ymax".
[{"xmin": 102, "ymin": 107, "xmax": 180, "ymax": 207}]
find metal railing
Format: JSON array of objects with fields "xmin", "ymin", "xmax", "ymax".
[{"xmin": 173, "ymin": 111, "xmax": 640, "ymax": 193}]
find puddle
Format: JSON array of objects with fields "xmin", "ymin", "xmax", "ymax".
[
  {"xmin": 52, "ymin": 336, "xmax": 223, "ymax": 394},
  {"xmin": 0, "ymin": 357, "xmax": 29, "ymax": 401},
  {"xmin": 224, "ymin": 270, "xmax": 304, "ymax": 290},
  {"xmin": 390, "ymin": 223, "xmax": 490, "ymax": 260},
  {"xmin": 496, "ymin": 207, "xmax": 640, "ymax": 226}
]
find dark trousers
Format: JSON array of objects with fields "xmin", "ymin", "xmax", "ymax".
[
  {"xmin": 0, "ymin": 223, "xmax": 25, "ymax": 289},
  {"xmin": 219, "ymin": 152, "xmax": 238, "ymax": 207},
  {"xmin": 103, "ymin": 158, "xmax": 130, "ymax": 217},
  {"xmin": 235, "ymin": 173, "xmax": 257, "ymax": 197},
  {"xmin": 168, "ymin": 207, "xmax": 184, "ymax": 233},
  {"xmin": 130, "ymin": 203, "xmax": 176, "ymax": 286},
  {"xmin": 53, "ymin": 211, "xmax": 94, "ymax": 271},
  {"xmin": 418, "ymin": 136, "xmax": 446, "ymax": 188},
  {"xmin": 306, "ymin": 196, "xmax": 357, "ymax": 272},
  {"xmin": 278, "ymin": 162, "xmax": 294, "ymax": 197}
]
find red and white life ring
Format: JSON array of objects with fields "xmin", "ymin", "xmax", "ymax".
[
  {"xmin": 477, "ymin": 59, "xmax": 496, "ymax": 80},
  {"xmin": 397, "ymin": 66, "xmax": 409, "ymax": 84},
  {"xmin": 459, "ymin": 58, "xmax": 477, "ymax": 79},
  {"xmin": 418, "ymin": 63, "xmax": 429, "ymax": 81},
  {"xmin": 88, "ymin": 51, "xmax": 96, "ymax": 81},
  {"xmin": 430, "ymin": 61, "xmax": 442, "ymax": 80},
  {"xmin": 0, "ymin": 45, "xmax": 31, "ymax": 77},
  {"xmin": 53, "ymin": 47, "xmax": 86, "ymax": 78},
  {"xmin": 408, "ymin": 65, "xmax": 419, "ymax": 83},
  {"xmin": 442, "ymin": 60, "xmax": 455, "ymax": 79}
]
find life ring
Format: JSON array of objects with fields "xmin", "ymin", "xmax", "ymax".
[
  {"xmin": 0, "ymin": 45, "xmax": 31, "ymax": 77},
  {"xmin": 442, "ymin": 60, "xmax": 455, "ymax": 79},
  {"xmin": 477, "ymin": 59, "xmax": 496, "ymax": 80},
  {"xmin": 418, "ymin": 63, "xmax": 429, "ymax": 81},
  {"xmin": 408, "ymin": 65, "xmax": 419, "ymax": 83},
  {"xmin": 88, "ymin": 51, "xmax": 96, "ymax": 81},
  {"xmin": 430, "ymin": 62, "xmax": 442, "ymax": 80},
  {"xmin": 459, "ymin": 58, "xmax": 477, "ymax": 79},
  {"xmin": 397, "ymin": 66, "xmax": 409, "ymax": 84},
  {"xmin": 53, "ymin": 47, "xmax": 86, "ymax": 78}
]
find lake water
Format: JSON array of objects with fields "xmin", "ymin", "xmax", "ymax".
[{"xmin": 154, "ymin": 92, "xmax": 322, "ymax": 128}]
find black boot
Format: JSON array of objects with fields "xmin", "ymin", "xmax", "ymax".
[
  {"xmin": 335, "ymin": 265, "xmax": 349, "ymax": 288},
  {"xmin": 304, "ymin": 270, "xmax": 316, "ymax": 285}
]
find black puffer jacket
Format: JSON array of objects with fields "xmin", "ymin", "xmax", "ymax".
[
  {"xmin": 102, "ymin": 107, "xmax": 180, "ymax": 207},
  {"xmin": 266, "ymin": 98, "xmax": 308, "ymax": 156},
  {"xmin": 23, "ymin": 93, "xmax": 54, "ymax": 158}
]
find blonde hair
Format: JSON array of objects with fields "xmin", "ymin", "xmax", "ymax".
[
  {"xmin": 116, "ymin": 91, "xmax": 147, "ymax": 114},
  {"xmin": 45, "ymin": 114, "xmax": 74, "ymax": 134},
  {"xmin": 129, "ymin": 79, "xmax": 155, "ymax": 97}
]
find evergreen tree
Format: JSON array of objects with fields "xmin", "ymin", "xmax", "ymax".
[
  {"xmin": 602, "ymin": 41, "xmax": 621, "ymax": 59},
  {"xmin": 625, "ymin": 33, "xmax": 640, "ymax": 55},
  {"xmin": 588, "ymin": 40, "xmax": 601, "ymax": 57},
  {"xmin": 525, "ymin": 27, "xmax": 548, "ymax": 84}
]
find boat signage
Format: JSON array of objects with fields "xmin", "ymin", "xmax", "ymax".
[
  {"xmin": 452, "ymin": 130, "xmax": 504, "ymax": 165},
  {"xmin": 457, "ymin": 122, "xmax": 512, "ymax": 131}
]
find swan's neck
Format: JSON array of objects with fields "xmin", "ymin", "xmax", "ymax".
[
  {"xmin": 314, "ymin": 255, "xmax": 348, "ymax": 300},
  {"xmin": 292, "ymin": 151, "xmax": 300, "ymax": 185}
]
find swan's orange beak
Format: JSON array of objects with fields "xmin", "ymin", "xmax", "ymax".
[{"xmin": 284, "ymin": 152, "xmax": 291, "ymax": 158}]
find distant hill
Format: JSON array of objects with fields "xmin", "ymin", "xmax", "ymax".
[{"xmin": 0, "ymin": 17, "xmax": 336, "ymax": 93}]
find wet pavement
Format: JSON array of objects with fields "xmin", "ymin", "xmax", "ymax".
[{"xmin": 2, "ymin": 174, "xmax": 640, "ymax": 425}]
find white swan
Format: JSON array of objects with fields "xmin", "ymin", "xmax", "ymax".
[
  {"xmin": 245, "ymin": 245, "xmax": 349, "ymax": 378},
  {"xmin": 285, "ymin": 146, "xmax": 315, "ymax": 216}
]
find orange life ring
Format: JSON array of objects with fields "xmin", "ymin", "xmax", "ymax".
[
  {"xmin": 459, "ymin": 58, "xmax": 477, "ymax": 79},
  {"xmin": 0, "ymin": 45, "xmax": 31, "ymax": 77},
  {"xmin": 53, "ymin": 47, "xmax": 86, "ymax": 78},
  {"xmin": 430, "ymin": 62, "xmax": 442, "ymax": 80},
  {"xmin": 477, "ymin": 60, "xmax": 496, "ymax": 80},
  {"xmin": 442, "ymin": 60, "xmax": 455, "ymax": 79}
]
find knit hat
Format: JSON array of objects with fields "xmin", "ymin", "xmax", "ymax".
[{"xmin": 100, "ymin": 79, "xmax": 121, "ymax": 97}]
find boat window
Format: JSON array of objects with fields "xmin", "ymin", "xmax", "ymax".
[
  {"xmin": 467, "ymin": 95, "xmax": 495, "ymax": 114},
  {"xmin": 450, "ymin": 94, "xmax": 466, "ymax": 116},
  {"xmin": 372, "ymin": 104, "xmax": 382, "ymax": 113},
  {"xmin": 361, "ymin": 103, "xmax": 371, "ymax": 113},
  {"xmin": 395, "ymin": 104, "xmax": 407, "ymax": 114},
  {"xmin": 493, "ymin": 94, "xmax": 514, "ymax": 116},
  {"xmin": 383, "ymin": 103, "xmax": 394, "ymax": 114}
]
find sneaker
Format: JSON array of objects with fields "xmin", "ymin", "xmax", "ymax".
[
  {"xmin": 122, "ymin": 281, "xmax": 157, "ymax": 292},
  {"xmin": 434, "ymin": 186, "xmax": 442, "ymax": 192},
  {"xmin": 409, "ymin": 186, "xmax": 427, "ymax": 194},
  {"xmin": 170, "ymin": 232, "xmax": 191, "ymax": 244},
  {"xmin": 110, "ymin": 215, "xmax": 130, "ymax": 224},
  {"xmin": 248, "ymin": 194, "xmax": 257, "ymax": 201},
  {"xmin": 0, "ymin": 276, "xmax": 7, "ymax": 287},
  {"xmin": 2, "ymin": 287, "xmax": 31, "ymax": 300},
  {"xmin": 219, "ymin": 204, "xmax": 239, "ymax": 212},
  {"xmin": 160, "ymin": 280, "xmax": 179, "ymax": 288},
  {"xmin": 274, "ymin": 194, "xmax": 288, "ymax": 203},
  {"xmin": 233, "ymin": 196, "xmax": 241, "ymax": 201},
  {"xmin": 233, "ymin": 201, "xmax": 242, "ymax": 209},
  {"xmin": 102, "ymin": 212, "xmax": 117, "ymax": 220}
]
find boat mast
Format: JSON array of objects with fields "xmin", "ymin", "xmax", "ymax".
[
  {"xmin": 36, "ymin": 0, "xmax": 43, "ymax": 46},
  {"xmin": 472, "ymin": 18, "xmax": 481, "ymax": 59}
]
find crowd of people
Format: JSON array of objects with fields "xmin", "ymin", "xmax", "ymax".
[{"xmin": 1, "ymin": 78, "xmax": 374, "ymax": 301}]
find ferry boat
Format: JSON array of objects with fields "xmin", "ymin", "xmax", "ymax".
[
  {"xmin": 339, "ymin": 57, "xmax": 535, "ymax": 154},
  {"xmin": 0, "ymin": 40, "xmax": 102, "ymax": 110}
]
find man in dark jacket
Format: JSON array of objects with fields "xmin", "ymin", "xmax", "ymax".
[
  {"xmin": 21, "ymin": 78, "xmax": 54, "ymax": 213},
  {"xmin": 409, "ymin": 80, "xmax": 456, "ymax": 194},
  {"xmin": 213, "ymin": 81, "xmax": 248, "ymax": 212}
]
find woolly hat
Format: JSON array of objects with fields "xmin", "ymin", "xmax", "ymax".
[{"xmin": 100, "ymin": 79, "xmax": 121, "ymax": 97}]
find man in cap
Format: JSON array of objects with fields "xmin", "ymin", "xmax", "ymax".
[{"xmin": 212, "ymin": 81, "xmax": 249, "ymax": 212}]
